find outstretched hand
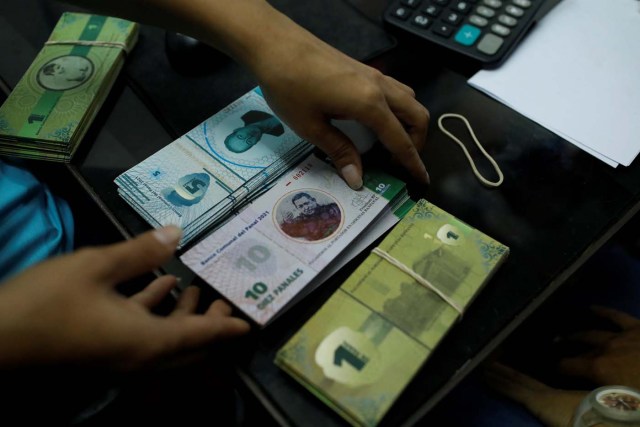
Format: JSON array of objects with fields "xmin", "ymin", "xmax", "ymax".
[
  {"xmin": 486, "ymin": 307, "xmax": 640, "ymax": 427},
  {"xmin": 0, "ymin": 226, "xmax": 250, "ymax": 371},
  {"xmin": 558, "ymin": 306, "xmax": 640, "ymax": 389}
]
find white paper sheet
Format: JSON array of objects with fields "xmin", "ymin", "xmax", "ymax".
[{"xmin": 468, "ymin": 0, "xmax": 640, "ymax": 167}]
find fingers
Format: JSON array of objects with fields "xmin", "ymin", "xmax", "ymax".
[
  {"xmin": 204, "ymin": 299, "xmax": 251, "ymax": 339},
  {"xmin": 310, "ymin": 124, "xmax": 364, "ymax": 190},
  {"xmin": 165, "ymin": 299, "xmax": 250, "ymax": 350},
  {"xmin": 568, "ymin": 330, "xmax": 618, "ymax": 346},
  {"xmin": 590, "ymin": 306, "xmax": 640, "ymax": 330},
  {"xmin": 141, "ymin": 299, "xmax": 249, "ymax": 365},
  {"xmin": 170, "ymin": 286, "xmax": 201, "ymax": 316},
  {"xmin": 95, "ymin": 226, "xmax": 182, "ymax": 284},
  {"xmin": 382, "ymin": 76, "xmax": 429, "ymax": 155},
  {"xmin": 387, "ymin": 77, "xmax": 416, "ymax": 97},
  {"xmin": 131, "ymin": 275, "xmax": 177, "ymax": 307},
  {"xmin": 357, "ymin": 93, "xmax": 430, "ymax": 185}
]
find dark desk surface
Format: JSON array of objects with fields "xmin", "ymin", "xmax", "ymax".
[{"xmin": 3, "ymin": 1, "xmax": 640, "ymax": 426}]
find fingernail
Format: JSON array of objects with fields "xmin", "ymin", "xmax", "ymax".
[
  {"xmin": 153, "ymin": 225, "xmax": 182, "ymax": 247},
  {"xmin": 421, "ymin": 163, "xmax": 431, "ymax": 185},
  {"xmin": 341, "ymin": 164, "xmax": 363, "ymax": 190}
]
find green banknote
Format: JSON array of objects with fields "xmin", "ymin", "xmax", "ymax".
[
  {"xmin": 0, "ymin": 12, "xmax": 138, "ymax": 161},
  {"xmin": 275, "ymin": 199, "xmax": 509, "ymax": 426}
]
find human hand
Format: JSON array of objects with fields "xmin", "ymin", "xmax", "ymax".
[
  {"xmin": 0, "ymin": 226, "xmax": 250, "ymax": 371},
  {"xmin": 485, "ymin": 362, "xmax": 587, "ymax": 427},
  {"xmin": 244, "ymin": 11, "xmax": 430, "ymax": 190},
  {"xmin": 67, "ymin": 1, "xmax": 429, "ymax": 191},
  {"xmin": 558, "ymin": 306, "xmax": 640, "ymax": 390}
]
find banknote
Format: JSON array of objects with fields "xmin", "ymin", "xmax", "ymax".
[
  {"xmin": 0, "ymin": 12, "xmax": 138, "ymax": 161},
  {"xmin": 180, "ymin": 154, "xmax": 407, "ymax": 326},
  {"xmin": 115, "ymin": 87, "xmax": 312, "ymax": 245},
  {"xmin": 275, "ymin": 199, "xmax": 509, "ymax": 426}
]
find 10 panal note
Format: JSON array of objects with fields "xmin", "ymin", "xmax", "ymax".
[
  {"xmin": 180, "ymin": 154, "xmax": 408, "ymax": 326},
  {"xmin": 275, "ymin": 199, "xmax": 509, "ymax": 426}
]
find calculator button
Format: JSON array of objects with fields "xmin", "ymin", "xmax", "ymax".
[
  {"xmin": 432, "ymin": 23, "xmax": 454, "ymax": 37},
  {"xmin": 469, "ymin": 14, "xmax": 488, "ymax": 26},
  {"xmin": 491, "ymin": 23, "xmax": 511, "ymax": 36},
  {"xmin": 482, "ymin": 0, "xmax": 503, "ymax": 8},
  {"xmin": 454, "ymin": 24, "xmax": 482, "ymax": 45},
  {"xmin": 512, "ymin": 0, "xmax": 531, "ymax": 7},
  {"xmin": 497, "ymin": 14, "xmax": 518, "ymax": 26},
  {"xmin": 424, "ymin": 5, "xmax": 442, "ymax": 16},
  {"xmin": 505, "ymin": 5, "xmax": 524, "ymax": 16},
  {"xmin": 444, "ymin": 11, "xmax": 463, "ymax": 25},
  {"xmin": 391, "ymin": 6, "xmax": 412, "ymax": 19},
  {"xmin": 433, "ymin": 0, "xmax": 450, "ymax": 5},
  {"xmin": 452, "ymin": 1, "xmax": 472, "ymax": 13},
  {"xmin": 401, "ymin": 0, "xmax": 422, "ymax": 7},
  {"xmin": 412, "ymin": 14, "xmax": 432, "ymax": 28},
  {"xmin": 476, "ymin": 5, "xmax": 496, "ymax": 18},
  {"xmin": 477, "ymin": 33, "xmax": 504, "ymax": 54}
]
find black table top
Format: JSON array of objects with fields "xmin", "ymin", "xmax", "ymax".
[{"xmin": 3, "ymin": 1, "xmax": 640, "ymax": 426}]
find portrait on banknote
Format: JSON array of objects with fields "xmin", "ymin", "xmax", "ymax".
[
  {"xmin": 224, "ymin": 110, "xmax": 284, "ymax": 153},
  {"xmin": 274, "ymin": 189, "xmax": 343, "ymax": 242},
  {"xmin": 37, "ymin": 55, "xmax": 94, "ymax": 91}
]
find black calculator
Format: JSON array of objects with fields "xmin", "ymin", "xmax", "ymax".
[{"xmin": 384, "ymin": 0, "xmax": 558, "ymax": 67}]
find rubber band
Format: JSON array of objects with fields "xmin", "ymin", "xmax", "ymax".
[
  {"xmin": 371, "ymin": 247, "xmax": 464, "ymax": 316},
  {"xmin": 437, "ymin": 113, "xmax": 504, "ymax": 187},
  {"xmin": 45, "ymin": 40, "xmax": 132, "ymax": 54}
]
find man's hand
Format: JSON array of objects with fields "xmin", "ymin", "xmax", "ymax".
[
  {"xmin": 486, "ymin": 308, "xmax": 640, "ymax": 427},
  {"xmin": 485, "ymin": 362, "xmax": 587, "ymax": 427},
  {"xmin": 559, "ymin": 306, "xmax": 640, "ymax": 389},
  {"xmin": 0, "ymin": 226, "xmax": 250, "ymax": 371}
]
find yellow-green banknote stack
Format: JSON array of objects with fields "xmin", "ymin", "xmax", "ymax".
[
  {"xmin": 275, "ymin": 199, "xmax": 509, "ymax": 426},
  {"xmin": 0, "ymin": 12, "xmax": 138, "ymax": 161}
]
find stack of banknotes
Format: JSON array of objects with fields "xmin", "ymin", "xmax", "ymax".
[
  {"xmin": 275, "ymin": 199, "xmax": 510, "ymax": 426},
  {"xmin": 180, "ymin": 153, "xmax": 412, "ymax": 326},
  {"xmin": 0, "ymin": 12, "xmax": 138, "ymax": 162},
  {"xmin": 115, "ymin": 88, "xmax": 315, "ymax": 247}
]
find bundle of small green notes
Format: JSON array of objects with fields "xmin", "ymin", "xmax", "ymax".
[
  {"xmin": 0, "ymin": 12, "xmax": 138, "ymax": 162},
  {"xmin": 276, "ymin": 199, "xmax": 509, "ymax": 426}
]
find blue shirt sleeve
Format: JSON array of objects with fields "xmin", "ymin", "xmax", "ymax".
[{"xmin": 0, "ymin": 159, "xmax": 74, "ymax": 282}]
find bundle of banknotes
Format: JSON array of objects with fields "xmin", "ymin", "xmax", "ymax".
[
  {"xmin": 275, "ymin": 199, "xmax": 510, "ymax": 426},
  {"xmin": 0, "ymin": 12, "xmax": 138, "ymax": 162},
  {"xmin": 180, "ymin": 153, "xmax": 412, "ymax": 326},
  {"xmin": 115, "ymin": 88, "xmax": 315, "ymax": 247}
]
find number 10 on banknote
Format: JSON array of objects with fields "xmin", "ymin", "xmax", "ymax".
[{"xmin": 180, "ymin": 154, "xmax": 408, "ymax": 326}]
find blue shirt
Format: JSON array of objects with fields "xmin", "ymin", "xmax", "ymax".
[{"xmin": 0, "ymin": 160, "xmax": 74, "ymax": 282}]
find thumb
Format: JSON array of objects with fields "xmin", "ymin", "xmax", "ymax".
[
  {"xmin": 312, "ymin": 124, "xmax": 363, "ymax": 190},
  {"xmin": 97, "ymin": 226, "xmax": 182, "ymax": 284}
]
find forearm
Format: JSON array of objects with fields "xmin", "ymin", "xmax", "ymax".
[{"xmin": 65, "ymin": 0, "xmax": 311, "ymax": 72}]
